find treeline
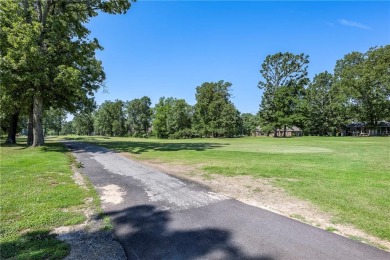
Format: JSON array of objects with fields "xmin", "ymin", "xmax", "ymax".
[
  {"xmin": 49, "ymin": 81, "xmax": 256, "ymax": 138},
  {"xmin": 58, "ymin": 45, "xmax": 390, "ymax": 138},
  {"xmin": 258, "ymin": 46, "xmax": 390, "ymax": 137},
  {"xmin": 2, "ymin": 40, "xmax": 389, "ymax": 141}
]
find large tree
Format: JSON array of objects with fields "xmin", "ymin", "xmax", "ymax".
[
  {"xmin": 94, "ymin": 100, "xmax": 125, "ymax": 136},
  {"xmin": 305, "ymin": 71, "xmax": 353, "ymax": 136},
  {"xmin": 125, "ymin": 96, "xmax": 152, "ymax": 137},
  {"xmin": 152, "ymin": 97, "xmax": 193, "ymax": 139},
  {"xmin": 72, "ymin": 99, "xmax": 97, "ymax": 136},
  {"xmin": 334, "ymin": 45, "xmax": 390, "ymax": 128},
  {"xmin": 305, "ymin": 71, "xmax": 334, "ymax": 135},
  {"xmin": 0, "ymin": 84, "xmax": 22, "ymax": 144},
  {"xmin": 193, "ymin": 81, "xmax": 240, "ymax": 138},
  {"xmin": 241, "ymin": 113, "xmax": 258, "ymax": 136},
  {"xmin": 0, "ymin": 0, "xmax": 132, "ymax": 146},
  {"xmin": 258, "ymin": 52, "xmax": 309, "ymax": 137}
]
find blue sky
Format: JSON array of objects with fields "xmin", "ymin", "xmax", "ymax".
[{"xmin": 87, "ymin": 1, "xmax": 390, "ymax": 114}]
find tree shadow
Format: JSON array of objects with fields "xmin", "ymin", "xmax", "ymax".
[
  {"xmin": 99, "ymin": 205, "xmax": 274, "ymax": 260},
  {"xmin": 0, "ymin": 230, "xmax": 69, "ymax": 259},
  {"xmin": 89, "ymin": 140, "xmax": 228, "ymax": 154}
]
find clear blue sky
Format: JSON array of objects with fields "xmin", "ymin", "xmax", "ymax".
[{"xmin": 87, "ymin": 1, "xmax": 390, "ymax": 114}]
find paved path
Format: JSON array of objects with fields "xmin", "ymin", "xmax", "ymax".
[{"xmin": 66, "ymin": 141, "xmax": 390, "ymax": 260}]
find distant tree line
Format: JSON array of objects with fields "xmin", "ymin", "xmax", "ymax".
[
  {"xmin": 2, "ymin": 40, "xmax": 389, "ymax": 141},
  {"xmin": 258, "ymin": 45, "xmax": 390, "ymax": 137},
  {"xmin": 52, "ymin": 80, "xmax": 254, "ymax": 138}
]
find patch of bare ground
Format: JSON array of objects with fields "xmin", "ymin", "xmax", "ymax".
[
  {"xmin": 121, "ymin": 152, "xmax": 390, "ymax": 251},
  {"xmin": 50, "ymin": 165, "xmax": 126, "ymax": 260}
]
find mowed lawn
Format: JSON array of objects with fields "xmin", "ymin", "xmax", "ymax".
[
  {"xmin": 0, "ymin": 140, "xmax": 95, "ymax": 259},
  {"xmin": 71, "ymin": 136, "xmax": 390, "ymax": 241}
]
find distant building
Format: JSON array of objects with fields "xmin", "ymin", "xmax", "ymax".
[
  {"xmin": 253, "ymin": 126, "xmax": 302, "ymax": 137},
  {"xmin": 344, "ymin": 121, "xmax": 390, "ymax": 136},
  {"xmin": 275, "ymin": 126, "xmax": 303, "ymax": 137}
]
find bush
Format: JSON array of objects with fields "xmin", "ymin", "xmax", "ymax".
[{"xmin": 168, "ymin": 129, "xmax": 196, "ymax": 139}]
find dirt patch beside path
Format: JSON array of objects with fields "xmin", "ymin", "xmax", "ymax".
[
  {"xmin": 50, "ymin": 165, "xmax": 126, "ymax": 260},
  {"xmin": 121, "ymin": 153, "xmax": 390, "ymax": 251}
]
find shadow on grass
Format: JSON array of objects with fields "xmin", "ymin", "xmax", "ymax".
[
  {"xmin": 97, "ymin": 204, "xmax": 274, "ymax": 260},
  {"xmin": 88, "ymin": 141, "xmax": 228, "ymax": 154},
  {"xmin": 62, "ymin": 136, "xmax": 111, "ymax": 141},
  {"xmin": 0, "ymin": 230, "xmax": 69, "ymax": 260}
]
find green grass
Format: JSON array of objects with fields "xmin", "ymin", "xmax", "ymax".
[
  {"xmin": 66, "ymin": 135, "xmax": 390, "ymax": 241},
  {"xmin": 0, "ymin": 140, "xmax": 96, "ymax": 259}
]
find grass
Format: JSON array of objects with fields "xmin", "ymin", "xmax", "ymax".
[
  {"xmin": 0, "ymin": 139, "xmax": 97, "ymax": 259},
  {"xmin": 65, "ymin": 135, "xmax": 390, "ymax": 241},
  {"xmin": 325, "ymin": 226, "xmax": 338, "ymax": 232}
]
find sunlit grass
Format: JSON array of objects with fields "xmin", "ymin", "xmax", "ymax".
[{"xmin": 0, "ymin": 140, "xmax": 95, "ymax": 259}]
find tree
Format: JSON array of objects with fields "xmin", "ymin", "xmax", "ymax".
[
  {"xmin": 304, "ymin": 72, "xmax": 334, "ymax": 135},
  {"xmin": 152, "ymin": 97, "xmax": 193, "ymax": 139},
  {"xmin": 72, "ymin": 98, "xmax": 97, "ymax": 136},
  {"xmin": 241, "ymin": 113, "xmax": 258, "ymax": 136},
  {"xmin": 166, "ymin": 98, "xmax": 193, "ymax": 138},
  {"xmin": 94, "ymin": 100, "xmax": 125, "ymax": 136},
  {"xmin": 258, "ymin": 52, "xmax": 309, "ymax": 137},
  {"xmin": 61, "ymin": 121, "xmax": 75, "ymax": 135},
  {"xmin": 43, "ymin": 108, "xmax": 67, "ymax": 136},
  {"xmin": 0, "ymin": 84, "xmax": 22, "ymax": 144},
  {"xmin": 334, "ymin": 45, "xmax": 390, "ymax": 128},
  {"xmin": 193, "ymin": 81, "xmax": 240, "ymax": 137},
  {"xmin": 0, "ymin": 0, "xmax": 132, "ymax": 146},
  {"xmin": 125, "ymin": 96, "xmax": 152, "ymax": 137},
  {"xmin": 219, "ymin": 103, "xmax": 241, "ymax": 138}
]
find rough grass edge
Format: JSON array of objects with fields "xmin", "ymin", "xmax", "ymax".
[{"xmin": 65, "ymin": 151, "xmax": 113, "ymax": 231}]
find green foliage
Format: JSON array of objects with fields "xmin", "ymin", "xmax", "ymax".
[
  {"xmin": 334, "ymin": 45, "xmax": 390, "ymax": 127},
  {"xmin": 193, "ymin": 81, "xmax": 241, "ymax": 137},
  {"xmin": 304, "ymin": 71, "xmax": 334, "ymax": 135},
  {"xmin": 241, "ymin": 113, "xmax": 258, "ymax": 136},
  {"xmin": 258, "ymin": 52, "xmax": 309, "ymax": 136},
  {"xmin": 43, "ymin": 107, "xmax": 67, "ymax": 136},
  {"xmin": 72, "ymin": 98, "xmax": 97, "ymax": 136},
  {"xmin": 94, "ymin": 100, "xmax": 125, "ymax": 136},
  {"xmin": 152, "ymin": 97, "xmax": 193, "ymax": 139},
  {"xmin": 0, "ymin": 0, "xmax": 133, "ymax": 145},
  {"xmin": 125, "ymin": 96, "xmax": 152, "ymax": 137},
  {"xmin": 61, "ymin": 121, "xmax": 75, "ymax": 135}
]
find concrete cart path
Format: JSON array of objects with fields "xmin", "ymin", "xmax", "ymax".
[{"xmin": 66, "ymin": 141, "xmax": 390, "ymax": 260}]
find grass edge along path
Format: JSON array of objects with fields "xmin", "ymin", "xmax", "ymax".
[
  {"xmin": 63, "ymin": 136, "xmax": 390, "ymax": 244},
  {"xmin": 0, "ymin": 140, "xmax": 100, "ymax": 259}
]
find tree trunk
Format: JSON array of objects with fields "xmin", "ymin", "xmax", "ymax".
[
  {"xmin": 32, "ymin": 94, "xmax": 45, "ymax": 146},
  {"xmin": 4, "ymin": 111, "xmax": 19, "ymax": 144},
  {"xmin": 273, "ymin": 128, "xmax": 277, "ymax": 137},
  {"xmin": 283, "ymin": 125, "xmax": 287, "ymax": 138},
  {"xmin": 27, "ymin": 104, "xmax": 34, "ymax": 146}
]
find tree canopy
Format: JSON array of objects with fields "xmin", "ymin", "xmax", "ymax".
[
  {"xmin": 0, "ymin": 0, "xmax": 133, "ymax": 145},
  {"xmin": 125, "ymin": 96, "xmax": 152, "ymax": 137},
  {"xmin": 258, "ymin": 52, "xmax": 309, "ymax": 136},
  {"xmin": 334, "ymin": 46, "xmax": 390, "ymax": 127},
  {"xmin": 193, "ymin": 81, "xmax": 241, "ymax": 137}
]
